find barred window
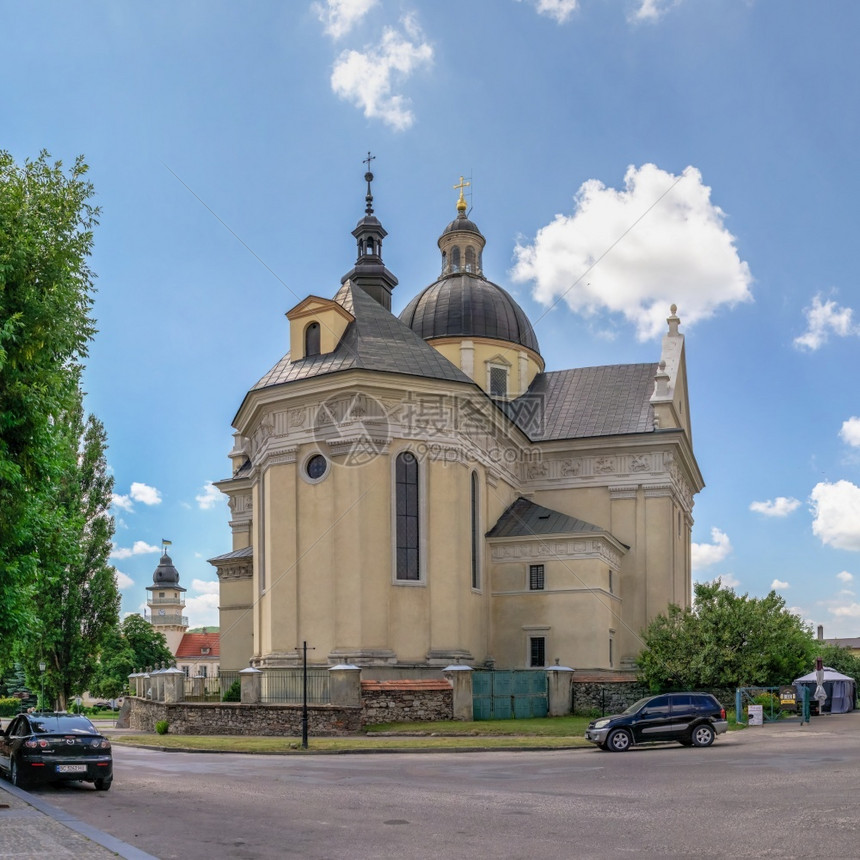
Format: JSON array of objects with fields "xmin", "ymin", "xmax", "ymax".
[
  {"xmin": 529, "ymin": 564, "xmax": 545, "ymax": 591},
  {"xmin": 490, "ymin": 366, "xmax": 508, "ymax": 397},
  {"xmin": 395, "ymin": 452, "xmax": 420, "ymax": 581},
  {"xmin": 529, "ymin": 636, "xmax": 546, "ymax": 668}
]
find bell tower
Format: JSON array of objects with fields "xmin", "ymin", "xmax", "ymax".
[{"xmin": 145, "ymin": 540, "xmax": 188, "ymax": 654}]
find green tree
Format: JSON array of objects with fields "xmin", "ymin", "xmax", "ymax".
[
  {"xmin": 814, "ymin": 643, "xmax": 860, "ymax": 682},
  {"xmin": 0, "ymin": 150, "xmax": 99, "ymax": 652},
  {"xmin": 638, "ymin": 581, "xmax": 816, "ymax": 692},
  {"xmin": 90, "ymin": 614, "xmax": 174, "ymax": 698},
  {"xmin": 17, "ymin": 398, "xmax": 120, "ymax": 709}
]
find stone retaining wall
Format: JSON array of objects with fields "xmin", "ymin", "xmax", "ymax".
[
  {"xmin": 361, "ymin": 680, "xmax": 453, "ymax": 724},
  {"xmin": 572, "ymin": 680, "xmax": 736, "ymax": 715},
  {"xmin": 129, "ymin": 697, "xmax": 361, "ymax": 736}
]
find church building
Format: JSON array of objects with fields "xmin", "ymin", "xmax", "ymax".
[{"xmin": 210, "ymin": 168, "xmax": 703, "ymax": 675}]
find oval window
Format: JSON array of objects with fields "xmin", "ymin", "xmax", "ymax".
[{"xmin": 305, "ymin": 454, "xmax": 328, "ymax": 480}]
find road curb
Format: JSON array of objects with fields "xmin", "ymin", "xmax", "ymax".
[{"xmin": 0, "ymin": 778, "xmax": 158, "ymax": 860}]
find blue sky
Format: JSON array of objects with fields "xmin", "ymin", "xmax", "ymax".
[{"xmin": 3, "ymin": 0, "xmax": 860, "ymax": 638}]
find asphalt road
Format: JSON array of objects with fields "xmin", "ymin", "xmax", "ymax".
[{"xmin": 26, "ymin": 714, "xmax": 860, "ymax": 859}]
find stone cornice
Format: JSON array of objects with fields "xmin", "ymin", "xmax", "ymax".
[{"xmin": 488, "ymin": 535, "xmax": 626, "ymax": 568}]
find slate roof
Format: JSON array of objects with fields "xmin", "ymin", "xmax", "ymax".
[
  {"xmin": 486, "ymin": 497, "xmax": 607, "ymax": 539},
  {"xmin": 507, "ymin": 363, "xmax": 658, "ymax": 441},
  {"xmin": 208, "ymin": 546, "xmax": 253, "ymax": 564},
  {"xmin": 399, "ymin": 274, "xmax": 541, "ymax": 354},
  {"xmin": 175, "ymin": 632, "xmax": 220, "ymax": 659},
  {"xmin": 252, "ymin": 281, "xmax": 472, "ymax": 391}
]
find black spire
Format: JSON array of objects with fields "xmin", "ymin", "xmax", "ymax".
[{"xmin": 341, "ymin": 153, "xmax": 398, "ymax": 310}]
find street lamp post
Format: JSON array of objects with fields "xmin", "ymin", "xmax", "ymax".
[{"xmin": 38, "ymin": 661, "xmax": 46, "ymax": 712}]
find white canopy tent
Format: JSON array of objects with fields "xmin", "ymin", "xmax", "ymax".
[{"xmin": 793, "ymin": 667, "xmax": 856, "ymax": 714}]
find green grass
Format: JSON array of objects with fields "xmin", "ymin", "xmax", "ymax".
[
  {"xmin": 365, "ymin": 715, "xmax": 593, "ymax": 736},
  {"xmin": 109, "ymin": 732, "xmax": 591, "ymax": 753},
  {"xmin": 107, "ymin": 716, "xmax": 595, "ymax": 753}
]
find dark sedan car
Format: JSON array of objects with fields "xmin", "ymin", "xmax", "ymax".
[
  {"xmin": 0, "ymin": 712, "xmax": 112, "ymax": 790},
  {"xmin": 585, "ymin": 692, "xmax": 728, "ymax": 751}
]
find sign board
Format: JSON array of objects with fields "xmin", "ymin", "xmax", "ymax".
[
  {"xmin": 779, "ymin": 686, "xmax": 797, "ymax": 711},
  {"xmin": 748, "ymin": 704, "xmax": 764, "ymax": 725}
]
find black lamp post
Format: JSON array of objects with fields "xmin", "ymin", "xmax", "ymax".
[{"xmin": 38, "ymin": 661, "xmax": 46, "ymax": 711}]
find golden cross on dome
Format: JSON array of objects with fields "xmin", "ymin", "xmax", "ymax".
[{"xmin": 453, "ymin": 175, "xmax": 470, "ymax": 213}]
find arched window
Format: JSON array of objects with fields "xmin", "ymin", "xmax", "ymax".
[
  {"xmin": 395, "ymin": 452, "xmax": 420, "ymax": 581},
  {"xmin": 366, "ymin": 237, "xmax": 374, "ymax": 255},
  {"xmin": 470, "ymin": 471, "xmax": 480, "ymax": 589},
  {"xmin": 305, "ymin": 322, "xmax": 321, "ymax": 357},
  {"xmin": 465, "ymin": 247, "xmax": 476, "ymax": 273},
  {"xmin": 451, "ymin": 246, "xmax": 461, "ymax": 272}
]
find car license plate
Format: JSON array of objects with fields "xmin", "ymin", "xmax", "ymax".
[{"xmin": 57, "ymin": 764, "xmax": 87, "ymax": 773}]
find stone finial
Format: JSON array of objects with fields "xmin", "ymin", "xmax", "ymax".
[
  {"xmin": 667, "ymin": 304, "xmax": 680, "ymax": 336},
  {"xmin": 653, "ymin": 359, "xmax": 670, "ymax": 399}
]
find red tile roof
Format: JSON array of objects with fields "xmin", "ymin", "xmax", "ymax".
[{"xmin": 175, "ymin": 632, "xmax": 220, "ymax": 659}]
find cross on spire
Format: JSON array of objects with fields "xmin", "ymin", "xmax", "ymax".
[
  {"xmin": 454, "ymin": 175, "xmax": 470, "ymax": 213},
  {"xmin": 364, "ymin": 151, "xmax": 376, "ymax": 215}
]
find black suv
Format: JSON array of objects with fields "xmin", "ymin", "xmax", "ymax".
[{"xmin": 585, "ymin": 692, "xmax": 728, "ymax": 752}]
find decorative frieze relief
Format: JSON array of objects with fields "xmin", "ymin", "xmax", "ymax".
[
  {"xmin": 227, "ymin": 493, "xmax": 253, "ymax": 514},
  {"xmin": 489, "ymin": 537, "xmax": 623, "ymax": 568},
  {"xmin": 214, "ymin": 562, "xmax": 253, "ymax": 581}
]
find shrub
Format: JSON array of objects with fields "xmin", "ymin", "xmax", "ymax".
[
  {"xmin": 155, "ymin": 720, "xmax": 169, "ymax": 735},
  {"xmin": 222, "ymin": 680, "xmax": 241, "ymax": 702},
  {"xmin": 0, "ymin": 696, "xmax": 20, "ymax": 716}
]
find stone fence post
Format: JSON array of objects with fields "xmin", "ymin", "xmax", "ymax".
[
  {"xmin": 153, "ymin": 667, "xmax": 165, "ymax": 701},
  {"xmin": 328, "ymin": 664, "xmax": 361, "ymax": 707},
  {"xmin": 442, "ymin": 665, "xmax": 473, "ymax": 721},
  {"xmin": 163, "ymin": 667, "xmax": 185, "ymax": 704},
  {"xmin": 545, "ymin": 664, "xmax": 574, "ymax": 716},
  {"xmin": 240, "ymin": 665, "xmax": 262, "ymax": 704}
]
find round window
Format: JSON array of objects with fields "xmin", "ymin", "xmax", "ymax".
[{"xmin": 305, "ymin": 454, "xmax": 328, "ymax": 481}]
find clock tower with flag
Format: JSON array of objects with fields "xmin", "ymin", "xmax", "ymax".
[{"xmin": 145, "ymin": 540, "xmax": 188, "ymax": 654}]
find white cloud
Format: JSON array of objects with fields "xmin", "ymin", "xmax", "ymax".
[
  {"xmin": 525, "ymin": 0, "xmax": 579, "ymax": 24},
  {"xmin": 771, "ymin": 579, "xmax": 790, "ymax": 590},
  {"xmin": 630, "ymin": 0, "xmax": 681, "ymax": 22},
  {"xmin": 112, "ymin": 482, "xmax": 162, "ymax": 513},
  {"xmin": 713, "ymin": 573, "xmax": 740, "ymax": 589},
  {"xmin": 330, "ymin": 16, "xmax": 433, "ymax": 131},
  {"xmin": 840, "ymin": 417, "xmax": 860, "ymax": 448},
  {"xmin": 794, "ymin": 292, "xmax": 859, "ymax": 351},
  {"xmin": 130, "ymin": 482, "xmax": 162, "ymax": 505},
  {"xmin": 114, "ymin": 570, "xmax": 135, "ymax": 590},
  {"xmin": 810, "ymin": 481, "xmax": 860, "ymax": 551},
  {"xmin": 830, "ymin": 603, "xmax": 860, "ymax": 619},
  {"xmin": 691, "ymin": 527, "xmax": 732, "ymax": 570},
  {"xmin": 749, "ymin": 496, "xmax": 801, "ymax": 517},
  {"xmin": 110, "ymin": 540, "xmax": 160, "ymax": 560},
  {"xmin": 195, "ymin": 481, "xmax": 223, "ymax": 511},
  {"xmin": 512, "ymin": 164, "xmax": 753, "ymax": 341},
  {"xmin": 837, "ymin": 571, "xmax": 854, "ymax": 584},
  {"xmin": 314, "ymin": 0, "xmax": 377, "ymax": 40},
  {"xmin": 191, "ymin": 578, "xmax": 219, "ymax": 596}
]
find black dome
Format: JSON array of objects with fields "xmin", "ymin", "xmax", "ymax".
[
  {"xmin": 152, "ymin": 553, "xmax": 180, "ymax": 586},
  {"xmin": 399, "ymin": 274, "xmax": 541, "ymax": 355},
  {"xmin": 441, "ymin": 215, "xmax": 482, "ymax": 237}
]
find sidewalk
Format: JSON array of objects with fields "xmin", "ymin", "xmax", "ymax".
[{"xmin": 0, "ymin": 779, "xmax": 156, "ymax": 859}]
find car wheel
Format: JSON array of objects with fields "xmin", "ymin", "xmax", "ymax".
[
  {"xmin": 691, "ymin": 724, "xmax": 715, "ymax": 747},
  {"xmin": 94, "ymin": 777, "xmax": 112, "ymax": 791},
  {"xmin": 10, "ymin": 758, "xmax": 28, "ymax": 789},
  {"xmin": 606, "ymin": 729, "xmax": 632, "ymax": 752}
]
